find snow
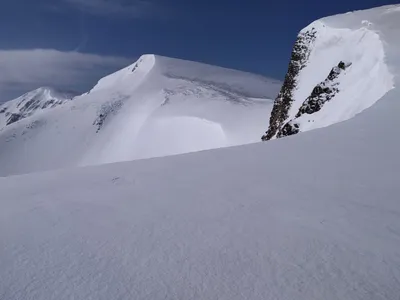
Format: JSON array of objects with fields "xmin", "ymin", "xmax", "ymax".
[
  {"xmin": 0, "ymin": 87, "xmax": 73, "ymax": 130},
  {"xmin": 1, "ymin": 84, "xmax": 400, "ymax": 299},
  {"xmin": 89, "ymin": 54, "xmax": 156, "ymax": 93},
  {"xmin": 0, "ymin": 4, "xmax": 400, "ymax": 300},
  {"xmin": 131, "ymin": 116, "xmax": 227, "ymax": 159},
  {"xmin": 283, "ymin": 6, "xmax": 395, "ymax": 135},
  {"xmin": 0, "ymin": 55, "xmax": 280, "ymax": 176}
]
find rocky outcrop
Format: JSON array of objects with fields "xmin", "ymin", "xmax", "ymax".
[
  {"xmin": 93, "ymin": 99, "xmax": 124, "ymax": 133},
  {"xmin": 296, "ymin": 61, "xmax": 350, "ymax": 117},
  {"xmin": 6, "ymin": 113, "xmax": 23, "ymax": 126},
  {"xmin": 262, "ymin": 28, "xmax": 317, "ymax": 141},
  {"xmin": 279, "ymin": 121, "xmax": 300, "ymax": 137},
  {"xmin": 277, "ymin": 61, "xmax": 352, "ymax": 138},
  {"xmin": 261, "ymin": 23, "xmax": 354, "ymax": 141}
]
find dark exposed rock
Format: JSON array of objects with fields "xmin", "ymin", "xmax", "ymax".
[
  {"xmin": 5, "ymin": 97, "xmax": 61, "ymax": 129},
  {"xmin": 131, "ymin": 57, "xmax": 144, "ymax": 72},
  {"xmin": 338, "ymin": 61, "xmax": 346, "ymax": 70},
  {"xmin": 295, "ymin": 61, "xmax": 351, "ymax": 118},
  {"xmin": 2, "ymin": 88, "xmax": 72, "ymax": 130},
  {"xmin": 6, "ymin": 113, "xmax": 23, "ymax": 126},
  {"xmin": 296, "ymin": 84, "xmax": 338, "ymax": 117},
  {"xmin": 131, "ymin": 63, "xmax": 139, "ymax": 73},
  {"xmin": 0, "ymin": 107, "xmax": 6, "ymax": 114},
  {"xmin": 279, "ymin": 121, "xmax": 300, "ymax": 137},
  {"xmin": 94, "ymin": 113, "xmax": 106, "ymax": 133},
  {"xmin": 93, "ymin": 99, "xmax": 124, "ymax": 133},
  {"xmin": 20, "ymin": 97, "xmax": 62, "ymax": 113},
  {"xmin": 41, "ymin": 100, "xmax": 55, "ymax": 109},
  {"xmin": 20, "ymin": 98, "xmax": 41, "ymax": 113},
  {"xmin": 277, "ymin": 61, "xmax": 352, "ymax": 138},
  {"xmin": 262, "ymin": 28, "xmax": 317, "ymax": 141}
]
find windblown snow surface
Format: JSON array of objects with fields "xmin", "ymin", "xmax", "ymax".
[
  {"xmin": 0, "ymin": 55, "xmax": 280, "ymax": 177},
  {"xmin": 1, "ymin": 5, "xmax": 400, "ymax": 300}
]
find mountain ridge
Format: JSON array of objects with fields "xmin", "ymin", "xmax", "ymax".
[
  {"xmin": 0, "ymin": 55, "xmax": 281, "ymax": 176},
  {"xmin": 90, "ymin": 54, "xmax": 281, "ymax": 99},
  {"xmin": 0, "ymin": 87, "xmax": 75, "ymax": 130}
]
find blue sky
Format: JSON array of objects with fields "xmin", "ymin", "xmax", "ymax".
[{"xmin": 0, "ymin": 0, "xmax": 398, "ymax": 101}]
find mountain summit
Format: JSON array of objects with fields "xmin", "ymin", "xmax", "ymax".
[{"xmin": 0, "ymin": 55, "xmax": 281, "ymax": 176}]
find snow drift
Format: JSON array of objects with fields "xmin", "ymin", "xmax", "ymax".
[
  {"xmin": 0, "ymin": 55, "xmax": 280, "ymax": 176},
  {"xmin": 262, "ymin": 5, "xmax": 395, "ymax": 140}
]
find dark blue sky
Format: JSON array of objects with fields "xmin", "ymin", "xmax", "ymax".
[{"xmin": 0, "ymin": 0, "xmax": 398, "ymax": 100}]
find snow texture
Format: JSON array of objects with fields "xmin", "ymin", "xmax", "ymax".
[
  {"xmin": 1, "ymin": 74, "xmax": 400, "ymax": 299},
  {"xmin": 0, "ymin": 55, "xmax": 281, "ymax": 176},
  {"xmin": 0, "ymin": 4, "xmax": 400, "ymax": 300}
]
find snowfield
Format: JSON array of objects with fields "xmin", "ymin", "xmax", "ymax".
[
  {"xmin": 0, "ymin": 55, "xmax": 280, "ymax": 177},
  {"xmin": 0, "ymin": 4, "xmax": 400, "ymax": 300},
  {"xmin": 1, "ymin": 92, "xmax": 400, "ymax": 300}
]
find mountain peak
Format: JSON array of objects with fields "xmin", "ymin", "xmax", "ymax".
[
  {"xmin": 0, "ymin": 54, "xmax": 282, "ymax": 176},
  {"xmin": 0, "ymin": 86, "xmax": 74, "ymax": 129},
  {"xmin": 90, "ymin": 53, "xmax": 281, "ymax": 99}
]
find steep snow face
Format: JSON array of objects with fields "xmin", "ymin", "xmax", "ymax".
[
  {"xmin": 89, "ymin": 54, "xmax": 157, "ymax": 94},
  {"xmin": 0, "ymin": 55, "xmax": 281, "ymax": 176},
  {"xmin": 263, "ymin": 5, "xmax": 396, "ymax": 140},
  {"xmin": 0, "ymin": 87, "xmax": 74, "ymax": 130}
]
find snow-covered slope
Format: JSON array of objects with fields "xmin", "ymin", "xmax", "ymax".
[
  {"xmin": 0, "ymin": 55, "xmax": 281, "ymax": 176},
  {"xmin": 0, "ymin": 5, "xmax": 400, "ymax": 300},
  {"xmin": 0, "ymin": 87, "xmax": 74, "ymax": 130},
  {"xmin": 262, "ymin": 5, "xmax": 396, "ymax": 140},
  {"xmin": 1, "ymin": 55, "xmax": 400, "ymax": 300}
]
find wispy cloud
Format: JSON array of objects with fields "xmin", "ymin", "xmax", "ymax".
[
  {"xmin": 62, "ymin": 0, "xmax": 159, "ymax": 17},
  {"xmin": 0, "ymin": 49, "xmax": 132, "ymax": 102}
]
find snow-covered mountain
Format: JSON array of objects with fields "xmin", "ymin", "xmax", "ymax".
[
  {"xmin": 0, "ymin": 55, "xmax": 281, "ymax": 176},
  {"xmin": 262, "ymin": 5, "xmax": 396, "ymax": 140},
  {"xmin": 0, "ymin": 87, "xmax": 74, "ymax": 130},
  {"xmin": 0, "ymin": 5, "xmax": 400, "ymax": 300}
]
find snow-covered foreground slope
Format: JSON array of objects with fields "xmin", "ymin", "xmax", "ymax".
[
  {"xmin": 1, "ymin": 82, "xmax": 400, "ymax": 300},
  {"xmin": 263, "ymin": 4, "xmax": 397, "ymax": 140},
  {"xmin": 0, "ymin": 55, "xmax": 280, "ymax": 177}
]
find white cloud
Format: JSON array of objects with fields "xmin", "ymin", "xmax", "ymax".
[
  {"xmin": 0, "ymin": 49, "xmax": 132, "ymax": 102},
  {"xmin": 62, "ymin": 0, "xmax": 157, "ymax": 17}
]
